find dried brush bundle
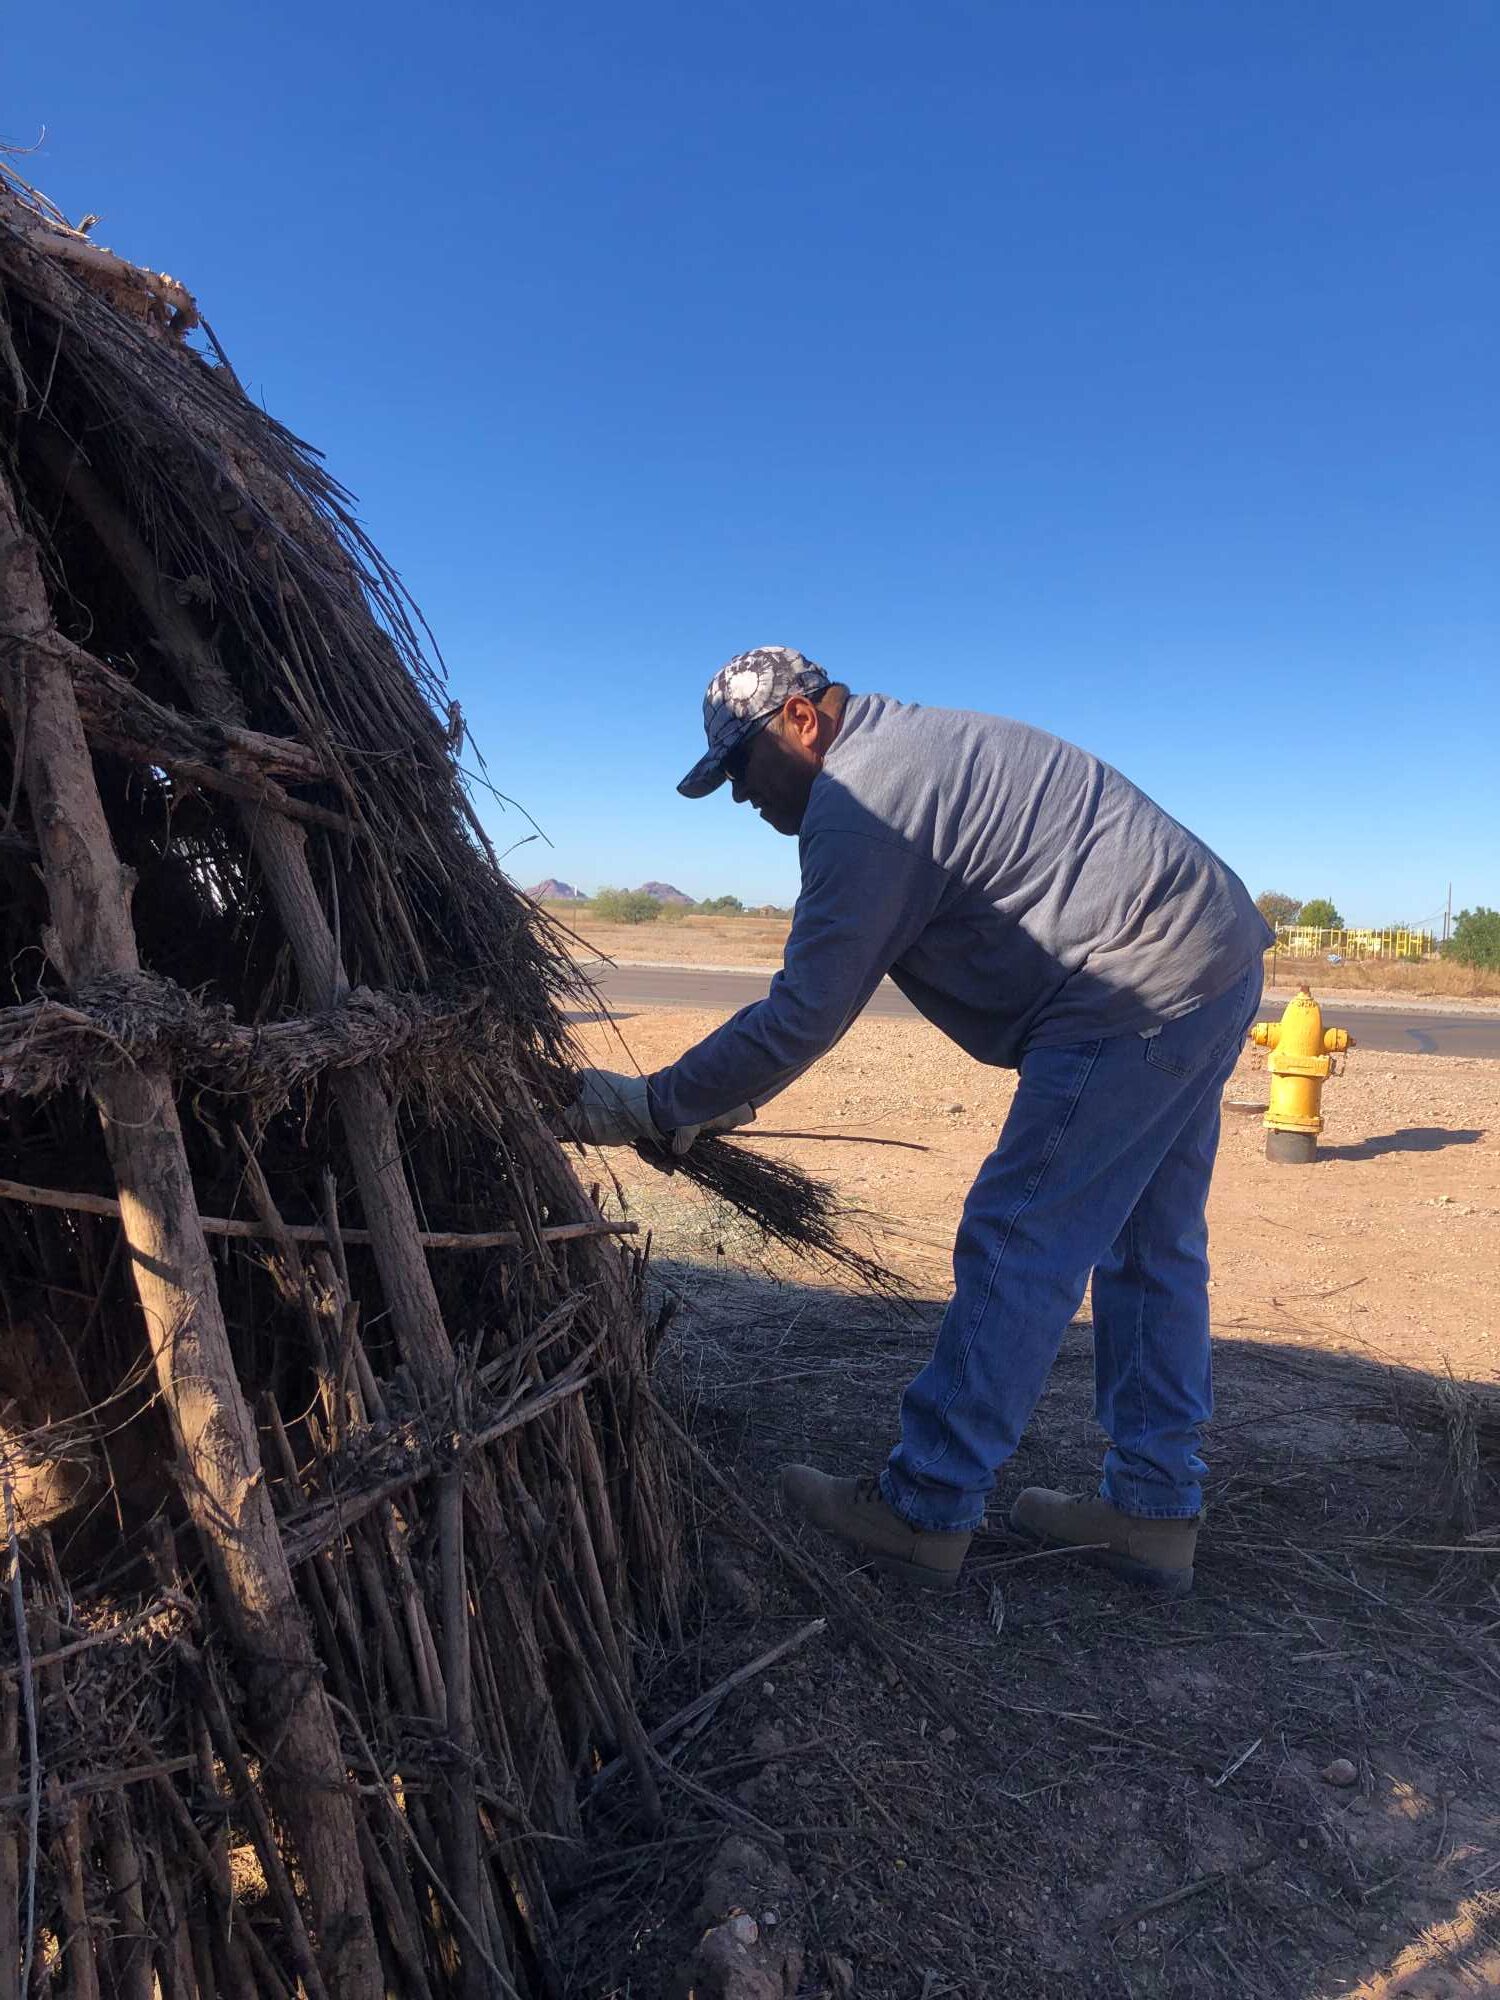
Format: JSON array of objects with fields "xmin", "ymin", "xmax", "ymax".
[{"xmin": 634, "ymin": 1132, "xmax": 908, "ymax": 1296}]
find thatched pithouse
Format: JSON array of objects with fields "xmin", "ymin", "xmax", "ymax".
[{"xmin": 0, "ymin": 165, "xmax": 687, "ymax": 1995}]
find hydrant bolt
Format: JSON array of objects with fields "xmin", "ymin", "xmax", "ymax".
[{"xmin": 1247, "ymin": 985, "xmax": 1354, "ymax": 1165}]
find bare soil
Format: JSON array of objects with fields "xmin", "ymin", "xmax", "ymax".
[
  {"xmin": 557, "ymin": 909, "xmax": 797, "ymax": 970},
  {"xmin": 561, "ymin": 1007, "xmax": 1500, "ymax": 2000},
  {"xmin": 557, "ymin": 913, "xmax": 1500, "ymax": 1009}
]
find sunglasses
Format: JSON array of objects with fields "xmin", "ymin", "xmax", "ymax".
[{"xmin": 722, "ymin": 710, "xmax": 781, "ymax": 785}]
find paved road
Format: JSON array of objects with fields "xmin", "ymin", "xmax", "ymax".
[{"xmin": 576, "ymin": 961, "xmax": 1500, "ymax": 1061}]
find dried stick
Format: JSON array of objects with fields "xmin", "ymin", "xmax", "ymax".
[
  {"xmin": 1, "ymin": 1486, "xmax": 37, "ymax": 1997},
  {"xmin": 0, "ymin": 1758, "xmax": 197, "ymax": 1814},
  {"xmin": 49, "ymin": 1783, "xmax": 100, "ymax": 2000},
  {"xmin": 438, "ymin": 1452, "xmax": 490, "ymax": 2000},
  {"xmin": 327, "ymin": 1697, "xmax": 521, "ymax": 1999},
  {"xmin": 147, "ymin": 1771, "xmax": 291, "ymax": 2000},
  {"xmin": 178, "ymin": 1647, "xmax": 331, "ymax": 2000},
  {"xmin": 0, "ymin": 1684, "xmax": 18, "ymax": 2000},
  {"xmin": 98, "ymin": 1797, "xmax": 153, "ymax": 2000},
  {"xmin": 280, "ymin": 1364, "xmax": 597, "ymax": 1565},
  {"xmin": 0, "ymin": 1592, "xmax": 191, "ymax": 1681},
  {"xmin": 0, "ymin": 1178, "xmax": 636, "ymax": 1251},
  {"xmin": 1109, "ymin": 1850, "xmax": 1278, "ymax": 1932},
  {"xmin": 353, "ymin": 1816, "xmax": 432, "ymax": 2000},
  {"xmin": 752, "ymin": 1130, "xmax": 930, "ymax": 1150},
  {"xmin": 589, "ymin": 1618, "xmax": 827, "ymax": 1797},
  {"xmin": 507, "ymin": 1471, "xmax": 662, "ymax": 1825}
]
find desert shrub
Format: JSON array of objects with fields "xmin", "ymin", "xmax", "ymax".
[{"xmin": 591, "ymin": 887, "xmax": 662, "ymax": 924}]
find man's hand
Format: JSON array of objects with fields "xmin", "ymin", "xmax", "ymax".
[
  {"xmin": 667, "ymin": 1101, "xmax": 757, "ymax": 1156},
  {"xmin": 562, "ymin": 1069, "xmax": 755, "ymax": 1155},
  {"xmin": 562, "ymin": 1070, "xmax": 659, "ymax": 1148}
]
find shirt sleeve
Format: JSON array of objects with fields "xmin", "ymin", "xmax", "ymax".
[{"xmin": 647, "ymin": 827, "xmax": 951, "ymax": 1132}]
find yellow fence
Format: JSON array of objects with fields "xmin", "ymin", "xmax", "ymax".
[{"xmin": 1272, "ymin": 926, "xmax": 1434, "ymax": 961}]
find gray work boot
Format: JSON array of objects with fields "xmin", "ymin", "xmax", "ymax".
[
  {"xmin": 1009, "ymin": 1488, "xmax": 1199, "ymax": 1596},
  {"xmin": 779, "ymin": 1466, "xmax": 970, "ymax": 1593}
]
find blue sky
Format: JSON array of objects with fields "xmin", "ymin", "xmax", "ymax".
[{"xmin": 10, "ymin": 2, "xmax": 1496, "ymax": 924}]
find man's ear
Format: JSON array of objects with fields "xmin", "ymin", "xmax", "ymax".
[{"xmin": 781, "ymin": 694, "xmax": 821, "ymax": 747}]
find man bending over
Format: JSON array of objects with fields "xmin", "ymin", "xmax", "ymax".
[{"xmin": 568, "ymin": 648, "xmax": 1270, "ymax": 1596}]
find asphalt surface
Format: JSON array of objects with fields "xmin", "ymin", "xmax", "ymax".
[{"xmin": 577, "ymin": 961, "xmax": 1500, "ymax": 1061}]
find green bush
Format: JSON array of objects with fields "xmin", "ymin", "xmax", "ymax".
[
  {"xmin": 1448, "ymin": 907, "xmax": 1500, "ymax": 970},
  {"xmin": 693, "ymin": 894, "xmax": 744, "ymax": 915},
  {"xmin": 1296, "ymin": 897, "xmax": 1344, "ymax": 930},
  {"xmin": 590, "ymin": 887, "xmax": 662, "ymax": 925},
  {"xmin": 657, "ymin": 902, "xmax": 688, "ymax": 924}
]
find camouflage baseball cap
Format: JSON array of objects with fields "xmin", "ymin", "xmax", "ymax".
[{"xmin": 677, "ymin": 647, "xmax": 830, "ymax": 798}]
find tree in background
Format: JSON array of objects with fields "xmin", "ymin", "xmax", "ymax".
[
  {"xmin": 1255, "ymin": 891, "xmax": 1301, "ymax": 927},
  {"xmin": 591, "ymin": 887, "xmax": 662, "ymax": 924},
  {"xmin": 1297, "ymin": 897, "xmax": 1344, "ymax": 930},
  {"xmin": 1448, "ymin": 907, "xmax": 1500, "ymax": 970},
  {"xmin": 693, "ymin": 894, "xmax": 744, "ymax": 915}
]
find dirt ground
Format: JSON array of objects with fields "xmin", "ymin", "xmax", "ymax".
[
  {"xmin": 560, "ymin": 1006, "xmax": 1500, "ymax": 2000},
  {"xmin": 552, "ymin": 910, "xmax": 797, "ymax": 971},
  {"xmin": 554, "ymin": 912, "xmax": 1500, "ymax": 1010}
]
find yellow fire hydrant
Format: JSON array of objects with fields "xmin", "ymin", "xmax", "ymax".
[{"xmin": 1248, "ymin": 985, "xmax": 1354, "ymax": 1164}]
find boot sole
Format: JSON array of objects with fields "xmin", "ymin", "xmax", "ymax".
[
  {"xmin": 792, "ymin": 1521, "xmax": 963, "ymax": 1594},
  {"xmin": 869, "ymin": 1550, "xmax": 962, "ymax": 1595},
  {"xmin": 1007, "ymin": 1509, "xmax": 1194, "ymax": 1598}
]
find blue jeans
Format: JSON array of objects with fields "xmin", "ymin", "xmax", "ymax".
[{"xmin": 882, "ymin": 961, "xmax": 1263, "ymax": 1531}]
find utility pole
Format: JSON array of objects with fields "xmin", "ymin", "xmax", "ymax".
[{"xmin": 1444, "ymin": 882, "xmax": 1452, "ymax": 945}]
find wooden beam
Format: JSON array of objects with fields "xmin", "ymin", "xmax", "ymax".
[
  {"xmin": 88, "ymin": 726, "xmax": 357, "ymax": 833},
  {"xmin": 0, "ymin": 1175, "xmax": 636, "ymax": 1252},
  {"xmin": 64, "ymin": 643, "xmax": 327, "ymax": 781},
  {"xmin": 0, "ymin": 629, "xmax": 356, "ymax": 832}
]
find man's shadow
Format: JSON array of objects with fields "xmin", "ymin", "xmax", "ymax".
[
  {"xmin": 1320, "ymin": 1126, "xmax": 1485, "ymax": 1160},
  {"xmin": 648, "ymin": 1250, "xmax": 1500, "ymax": 2000}
]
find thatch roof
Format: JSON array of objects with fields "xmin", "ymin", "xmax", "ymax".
[{"xmin": 0, "ymin": 161, "xmax": 685, "ymax": 1997}]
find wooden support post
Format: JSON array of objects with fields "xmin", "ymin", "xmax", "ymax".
[{"xmin": 0, "ymin": 473, "xmax": 383, "ymax": 2000}]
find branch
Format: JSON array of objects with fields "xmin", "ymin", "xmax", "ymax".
[
  {"xmin": 63, "ymin": 643, "xmax": 326, "ymax": 780},
  {"xmin": 0, "ymin": 1176, "xmax": 636, "ymax": 1253}
]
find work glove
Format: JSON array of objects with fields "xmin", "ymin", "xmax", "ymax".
[{"xmin": 562, "ymin": 1068, "xmax": 756, "ymax": 1155}]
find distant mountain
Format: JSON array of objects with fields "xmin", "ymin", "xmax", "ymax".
[
  {"xmin": 526, "ymin": 878, "xmax": 585, "ymax": 901},
  {"xmin": 636, "ymin": 881, "xmax": 693, "ymax": 905}
]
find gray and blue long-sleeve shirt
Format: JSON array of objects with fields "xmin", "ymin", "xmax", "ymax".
[{"xmin": 648, "ymin": 694, "xmax": 1270, "ymax": 1132}]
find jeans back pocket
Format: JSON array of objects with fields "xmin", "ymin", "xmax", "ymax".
[{"xmin": 1143, "ymin": 966, "xmax": 1256, "ymax": 1081}]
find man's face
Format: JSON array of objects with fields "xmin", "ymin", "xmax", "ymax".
[{"xmin": 727, "ymin": 710, "xmax": 819, "ymax": 836}]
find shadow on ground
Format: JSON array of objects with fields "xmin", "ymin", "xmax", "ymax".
[
  {"xmin": 565, "ymin": 1257, "xmax": 1500, "ymax": 2000},
  {"xmin": 1320, "ymin": 1126, "xmax": 1487, "ymax": 1161}
]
